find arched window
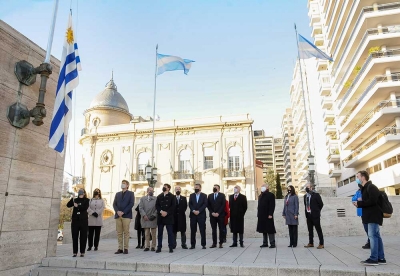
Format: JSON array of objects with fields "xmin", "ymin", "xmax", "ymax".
[
  {"xmin": 179, "ymin": 149, "xmax": 192, "ymax": 173},
  {"xmin": 137, "ymin": 152, "xmax": 150, "ymax": 175},
  {"xmin": 228, "ymin": 146, "xmax": 241, "ymax": 171}
]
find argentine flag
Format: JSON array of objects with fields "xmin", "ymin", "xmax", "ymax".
[
  {"xmin": 298, "ymin": 34, "xmax": 333, "ymax": 61},
  {"xmin": 49, "ymin": 13, "xmax": 81, "ymax": 154},
  {"xmin": 157, "ymin": 53, "xmax": 194, "ymax": 75}
]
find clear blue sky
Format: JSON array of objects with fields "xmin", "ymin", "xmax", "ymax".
[{"xmin": 1, "ymin": 0, "xmax": 311, "ymax": 174}]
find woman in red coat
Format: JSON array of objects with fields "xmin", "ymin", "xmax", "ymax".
[{"xmin": 222, "ymin": 200, "xmax": 230, "ymax": 243}]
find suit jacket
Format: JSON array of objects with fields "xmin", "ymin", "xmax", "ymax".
[
  {"xmin": 188, "ymin": 192, "xmax": 207, "ymax": 219},
  {"xmin": 67, "ymin": 197, "xmax": 89, "ymax": 224},
  {"xmin": 303, "ymin": 192, "xmax": 323, "ymax": 219},
  {"xmin": 229, "ymin": 193, "xmax": 247, "ymax": 233},
  {"xmin": 282, "ymin": 195, "xmax": 299, "ymax": 225},
  {"xmin": 256, "ymin": 191, "xmax": 276, "ymax": 234},
  {"xmin": 156, "ymin": 192, "xmax": 176, "ymax": 225},
  {"xmin": 113, "ymin": 190, "xmax": 135, "ymax": 219},
  {"xmin": 207, "ymin": 192, "xmax": 226, "ymax": 217},
  {"xmin": 173, "ymin": 195, "xmax": 188, "ymax": 232}
]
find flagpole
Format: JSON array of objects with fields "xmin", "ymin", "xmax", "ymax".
[
  {"xmin": 151, "ymin": 44, "xmax": 158, "ymax": 167},
  {"xmin": 44, "ymin": 0, "xmax": 60, "ymax": 63},
  {"xmin": 294, "ymin": 24, "xmax": 316, "ymax": 189}
]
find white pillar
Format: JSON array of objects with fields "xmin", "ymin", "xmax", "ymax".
[
  {"xmin": 395, "ymin": 117, "xmax": 400, "ymax": 128},
  {"xmin": 386, "ymin": 68, "xmax": 392, "ymax": 81},
  {"xmin": 390, "ymin": 92, "xmax": 397, "ymax": 107},
  {"xmin": 373, "ymin": 3, "xmax": 378, "ymax": 11},
  {"xmin": 384, "ymin": 186, "xmax": 396, "ymax": 196},
  {"xmin": 381, "ymin": 45, "xmax": 387, "ymax": 52},
  {"xmin": 377, "ymin": 24, "xmax": 383, "ymax": 34}
]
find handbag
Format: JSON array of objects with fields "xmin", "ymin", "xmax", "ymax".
[{"xmin": 149, "ymin": 215, "xmax": 156, "ymax": 221}]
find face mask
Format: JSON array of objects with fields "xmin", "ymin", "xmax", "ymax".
[
  {"xmin": 121, "ymin": 184, "xmax": 127, "ymax": 189},
  {"xmin": 287, "ymin": 190, "xmax": 291, "ymax": 194},
  {"xmin": 234, "ymin": 188, "xmax": 238, "ymax": 194},
  {"xmin": 213, "ymin": 188, "xmax": 218, "ymax": 193},
  {"xmin": 305, "ymin": 188, "xmax": 310, "ymax": 193},
  {"xmin": 358, "ymin": 183, "xmax": 362, "ymax": 189},
  {"xmin": 78, "ymin": 190, "xmax": 84, "ymax": 196},
  {"xmin": 356, "ymin": 178, "xmax": 362, "ymax": 185},
  {"xmin": 176, "ymin": 191, "xmax": 181, "ymax": 196},
  {"xmin": 162, "ymin": 187, "xmax": 167, "ymax": 192},
  {"xmin": 194, "ymin": 188, "xmax": 200, "ymax": 194},
  {"xmin": 93, "ymin": 191, "xmax": 99, "ymax": 196},
  {"xmin": 148, "ymin": 192, "xmax": 154, "ymax": 196},
  {"xmin": 261, "ymin": 187, "xmax": 266, "ymax": 193}
]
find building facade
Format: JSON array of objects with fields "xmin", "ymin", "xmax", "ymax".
[
  {"xmin": 253, "ymin": 130, "xmax": 274, "ymax": 179},
  {"xmin": 273, "ymin": 137, "xmax": 286, "ymax": 186},
  {"xmin": 308, "ymin": 0, "xmax": 400, "ymax": 196},
  {"xmin": 281, "ymin": 108, "xmax": 298, "ymax": 189},
  {"xmin": 77, "ymin": 78, "xmax": 257, "ymax": 214}
]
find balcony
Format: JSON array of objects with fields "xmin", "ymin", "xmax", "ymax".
[
  {"xmin": 309, "ymin": 6, "xmax": 321, "ymax": 25},
  {"xmin": 223, "ymin": 169, "xmax": 245, "ymax": 181},
  {"xmin": 325, "ymin": 123, "xmax": 336, "ymax": 136},
  {"xmin": 344, "ymin": 127, "xmax": 400, "ymax": 168},
  {"xmin": 326, "ymin": 134, "xmax": 339, "ymax": 146},
  {"xmin": 172, "ymin": 171, "xmax": 194, "ymax": 183},
  {"xmin": 72, "ymin": 177, "xmax": 86, "ymax": 191},
  {"xmin": 314, "ymin": 33, "xmax": 325, "ymax": 47},
  {"xmin": 327, "ymin": 149, "xmax": 340, "ymax": 163},
  {"xmin": 131, "ymin": 173, "xmax": 147, "ymax": 184},
  {"xmin": 311, "ymin": 23, "xmax": 323, "ymax": 37},
  {"xmin": 323, "ymin": 110, "xmax": 335, "ymax": 122},
  {"xmin": 329, "ymin": 167, "xmax": 342, "ymax": 178},
  {"xmin": 342, "ymin": 101, "xmax": 400, "ymax": 150},
  {"xmin": 321, "ymin": 95, "xmax": 333, "ymax": 109}
]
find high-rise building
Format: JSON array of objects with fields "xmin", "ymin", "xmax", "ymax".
[
  {"xmin": 254, "ymin": 130, "xmax": 274, "ymax": 179},
  {"xmin": 273, "ymin": 137, "xmax": 286, "ymax": 188},
  {"xmin": 281, "ymin": 108, "xmax": 298, "ymax": 190},
  {"xmin": 308, "ymin": 0, "xmax": 400, "ymax": 196}
]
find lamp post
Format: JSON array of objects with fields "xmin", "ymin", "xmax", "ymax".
[
  {"xmin": 308, "ymin": 155, "xmax": 315, "ymax": 189},
  {"xmin": 145, "ymin": 164, "xmax": 158, "ymax": 188}
]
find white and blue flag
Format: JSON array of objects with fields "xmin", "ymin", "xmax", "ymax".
[
  {"xmin": 157, "ymin": 53, "xmax": 194, "ymax": 75},
  {"xmin": 298, "ymin": 34, "xmax": 333, "ymax": 61},
  {"xmin": 49, "ymin": 13, "xmax": 81, "ymax": 153}
]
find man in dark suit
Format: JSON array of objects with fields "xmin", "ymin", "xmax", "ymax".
[
  {"xmin": 229, "ymin": 185, "xmax": 247, "ymax": 247},
  {"xmin": 173, "ymin": 186, "xmax": 188, "ymax": 249},
  {"xmin": 156, "ymin": 183, "xmax": 176, "ymax": 253},
  {"xmin": 256, "ymin": 184, "xmax": 276, "ymax": 248},
  {"xmin": 207, "ymin": 184, "xmax": 226, "ymax": 248},
  {"xmin": 188, "ymin": 183, "xmax": 208, "ymax": 249},
  {"xmin": 112, "ymin": 180, "xmax": 135, "ymax": 254},
  {"xmin": 304, "ymin": 183, "xmax": 324, "ymax": 249}
]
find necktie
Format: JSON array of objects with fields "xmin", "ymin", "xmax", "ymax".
[
  {"xmin": 177, "ymin": 196, "xmax": 179, "ymax": 204},
  {"xmin": 306, "ymin": 195, "xmax": 311, "ymax": 212},
  {"xmin": 234, "ymin": 194, "xmax": 237, "ymax": 200},
  {"xmin": 214, "ymin": 193, "xmax": 217, "ymax": 201}
]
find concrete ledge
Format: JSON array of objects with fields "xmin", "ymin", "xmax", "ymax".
[
  {"xmin": 76, "ymin": 259, "xmax": 106, "ymax": 269},
  {"xmin": 366, "ymin": 267, "xmax": 400, "ymax": 276},
  {"xmin": 239, "ymin": 263, "xmax": 278, "ymax": 276},
  {"xmin": 170, "ymin": 262, "xmax": 204, "ymax": 274},
  {"xmin": 31, "ymin": 267, "xmax": 68, "ymax": 276},
  {"xmin": 48, "ymin": 257, "xmax": 77, "ymax": 268},
  {"xmin": 136, "ymin": 260, "xmax": 170, "ymax": 273},
  {"xmin": 320, "ymin": 265, "xmax": 365, "ymax": 276},
  {"xmin": 203, "ymin": 262, "xmax": 239, "ymax": 275},
  {"xmin": 66, "ymin": 268, "xmax": 98, "ymax": 276},
  {"xmin": 40, "ymin": 258, "xmax": 50, "ymax": 267},
  {"xmin": 97, "ymin": 270, "xmax": 135, "ymax": 276},
  {"xmin": 277, "ymin": 264, "xmax": 320, "ymax": 276},
  {"xmin": 106, "ymin": 260, "xmax": 137, "ymax": 271}
]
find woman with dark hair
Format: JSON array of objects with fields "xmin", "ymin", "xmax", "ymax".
[
  {"xmin": 282, "ymin": 185, "xmax": 299, "ymax": 247},
  {"xmin": 67, "ymin": 188, "xmax": 90, "ymax": 257},
  {"xmin": 87, "ymin": 188, "xmax": 105, "ymax": 251}
]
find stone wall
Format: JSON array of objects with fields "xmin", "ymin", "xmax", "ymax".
[{"xmin": 0, "ymin": 20, "xmax": 62, "ymax": 276}]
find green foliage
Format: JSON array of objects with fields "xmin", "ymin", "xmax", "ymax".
[
  {"xmin": 59, "ymin": 198, "xmax": 72, "ymax": 229},
  {"xmin": 344, "ymin": 80, "xmax": 353, "ymax": 88},
  {"xmin": 353, "ymin": 65, "xmax": 361, "ymax": 74},
  {"xmin": 368, "ymin": 46, "xmax": 380, "ymax": 54},
  {"xmin": 275, "ymin": 173, "xmax": 283, "ymax": 199},
  {"xmin": 264, "ymin": 168, "xmax": 276, "ymax": 195}
]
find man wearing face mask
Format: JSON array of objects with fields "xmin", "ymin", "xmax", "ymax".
[
  {"xmin": 155, "ymin": 184, "xmax": 176, "ymax": 253},
  {"xmin": 207, "ymin": 184, "xmax": 226, "ymax": 248},
  {"xmin": 304, "ymin": 183, "xmax": 324, "ymax": 249},
  {"xmin": 189, "ymin": 183, "xmax": 208, "ymax": 249},
  {"xmin": 229, "ymin": 185, "xmax": 247, "ymax": 247},
  {"xmin": 139, "ymin": 187, "xmax": 157, "ymax": 251},
  {"xmin": 352, "ymin": 182, "xmax": 370, "ymax": 249},
  {"xmin": 257, "ymin": 184, "xmax": 276, "ymax": 248},
  {"xmin": 173, "ymin": 186, "xmax": 188, "ymax": 249},
  {"xmin": 113, "ymin": 180, "xmax": 135, "ymax": 254}
]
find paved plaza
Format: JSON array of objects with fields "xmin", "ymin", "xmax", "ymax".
[{"xmin": 33, "ymin": 235, "xmax": 400, "ymax": 275}]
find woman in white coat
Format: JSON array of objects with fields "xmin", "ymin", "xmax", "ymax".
[{"xmin": 87, "ymin": 188, "xmax": 105, "ymax": 251}]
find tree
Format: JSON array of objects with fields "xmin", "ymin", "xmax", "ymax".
[
  {"xmin": 275, "ymin": 173, "xmax": 283, "ymax": 199},
  {"xmin": 264, "ymin": 168, "xmax": 276, "ymax": 195},
  {"xmin": 59, "ymin": 198, "xmax": 73, "ymax": 229}
]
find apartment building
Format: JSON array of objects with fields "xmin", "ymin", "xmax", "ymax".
[
  {"xmin": 274, "ymin": 137, "xmax": 286, "ymax": 187},
  {"xmin": 308, "ymin": 0, "xmax": 400, "ymax": 196},
  {"xmin": 254, "ymin": 130, "xmax": 274, "ymax": 179},
  {"xmin": 281, "ymin": 108, "xmax": 298, "ymax": 190}
]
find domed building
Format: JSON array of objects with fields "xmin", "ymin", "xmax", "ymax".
[{"xmin": 79, "ymin": 76, "xmax": 257, "ymax": 214}]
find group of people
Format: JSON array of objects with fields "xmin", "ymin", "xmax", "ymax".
[{"xmin": 67, "ymin": 170, "xmax": 386, "ymax": 267}]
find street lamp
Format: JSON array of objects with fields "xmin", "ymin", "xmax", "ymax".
[
  {"xmin": 308, "ymin": 155, "xmax": 315, "ymax": 189},
  {"xmin": 145, "ymin": 164, "xmax": 158, "ymax": 188}
]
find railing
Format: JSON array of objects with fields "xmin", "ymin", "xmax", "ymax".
[
  {"xmin": 325, "ymin": 0, "xmax": 339, "ymax": 35},
  {"xmin": 343, "ymin": 127, "xmax": 400, "ymax": 163},
  {"xmin": 131, "ymin": 173, "xmax": 146, "ymax": 182},
  {"xmin": 343, "ymin": 100, "xmax": 400, "ymax": 144},
  {"xmin": 321, "ymin": 94, "xmax": 332, "ymax": 105},
  {"xmin": 223, "ymin": 169, "xmax": 245, "ymax": 178},
  {"xmin": 327, "ymin": 0, "xmax": 346, "ymax": 49},
  {"xmin": 329, "ymin": 166, "xmax": 342, "ymax": 174},
  {"xmin": 338, "ymin": 49, "xmax": 400, "ymax": 110},
  {"xmin": 173, "ymin": 171, "xmax": 194, "ymax": 180}
]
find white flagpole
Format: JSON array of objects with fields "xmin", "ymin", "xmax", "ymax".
[
  {"xmin": 151, "ymin": 44, "xmax": 158, "ymax": 167},
  {"xmin": 44, "ymin": 0, "xmax": 60, "ymax": 63}
]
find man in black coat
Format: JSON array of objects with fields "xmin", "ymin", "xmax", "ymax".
[
  {"xmin": 188, "ymin": 183, "xmax": 208, "ymax": 249},
  {"xmin": 229, "ymin": 185, "xmax": 247, "ymax": 248},
  {"xmin": 207, "ymin": 184, "xmax": 226, "ymax": 248},
  {"xmin": 304, "ymin": 183, "xmax": 324, "ymax": 249},
  {"xmin": 155, "ymin": 183, "xmax": 176, "ymax": 253},
  {"xmin": 353, "ymin": 170, "xmax": 386, "ymax": 266},
  {"xmin": 257, "ymin": 184, "xmax": 276, "ymax": 248},
  {"xmin": 173, "ymin": 186, "xmax": 188, "ymax": 249}
]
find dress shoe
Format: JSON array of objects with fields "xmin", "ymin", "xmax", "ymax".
[
  {"xmin": 169, "ymin": 248, "xmax": 173, "ymax": 253},
  {"xmin": 173, "ymin": 246, "xmax": 176, "ymax": 249},
  {"xmin": 136, "ymin": 245, "xmax": 141, "ymax": 249},
  {"xmin": 292, "ymin": 245, "xmax": 297, "ymax": 248},
  {"xmin": 87, "ymin": 247, "xmax": 92, "ymax": 251},
  {"xmin": 317, "ymin": 244, "xmax": 324, "ymax": 249},
  {"xmin": 140, "ymin": 245, "xmax": 145, "ymax": 249},
  {"xmin": 269, "ymin": 245, "xmax": 276, "ymax": 248},
  {"xmin": 202, "ymin": 246, "xmax": 206, "ymax": 249},
  {"xmin": 182, "ymin": 245, "xmax": 188, "ymax": 249},
  {"xmin": 260, "ymin": 244, "xmax": 268, "ymax": 248},
  {"xmin": 240, "ymin": 243, "xmax": 244, "ymax": 248},
  {"xmin": 189, "ymin": 246, "xmax": 195, "ymax": 249},
  {"xmin": 80, "ymin": 254, "xmax": 85, "ymax": 257},
  {"xmin": 229, "ymin": 244, "xmax": 238, "ymax": 247},
  {"xmin": 123, "ymin": 249, "xmax": 128, "ymax": 254},
  {"xmin": 156, "ymin": 248, "xmax": 161, "ymax": 253},
  {"xmin": 304, "ymin": 244, "xmax": 314, "ymax": 248},
  {"xmin": 362, "ymin": 243, "xmax": 370, "ymax": 249},
  {"xmin": 219, "ymin": 244, "xmax": 223, "ymax": 248},
  {"xmin": 288, "ymin": 245, "xmax": 293, "ymax": 247},
  {"xmin": 151, "ymin": 248, "xmax": 155, "ymax": 251},
  {"xmin": 94, "ymin": 247, "xmax": 98, "ymax": 251},
  {"xmin": 114, "ymin": 249, "xmax": 123, "ymax": 254},
  {"xmin": 144, "ymin": 248, "xmax": 149, "ymax": 252},
  {"xmin": 210, "ymin": 244, "xmax": 217, "ymax": 248},
  {"xmin": 72, "ymin": 254, "xmax": 77, "ymax": 257}
]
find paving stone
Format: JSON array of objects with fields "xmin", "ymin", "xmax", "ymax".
[
  {"xmin": 170, "ymin": 262, "xmax": 203, "ymax": 274},
  {"xmin": 320, "ymin": 265, "xmax": 365, "ymax": 276},
  {"xmin": 136, "ymin": 260, "xmax": 170, "ymax": 273},
  {"xmin": 239, "ymin": 263, "xmax": 278, "ymax": 276},
  {"xmin": 106, "ymin": 260, "xmax": 137, "ymax": 271},
  {"xmin": 203, "ymin": 262, "xmax": 239, "ymax": 275},
  {"xmin": 76, "ymin": 259, "xmax": 106, "ymax": 269},
  {"xmin": 48, "ymin": 257, "xmax": 76, "ymax": 268},
  {"xmin": 32, "ymin": 267, "xmax": 67, "ymax": 276},
  {"xmin": 277, "ymin": 264, "xmax": 320, "ymax": 276}
]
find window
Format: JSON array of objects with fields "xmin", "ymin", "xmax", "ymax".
[
  {"xmin": 384, "ymin": 156, "xmax": 398, "ymax": 168},
  {"xmin": 366, "ymin": 163, "xmax": 382, "ymax": 174},
  {"xmin": 179, "ymin": 149, "xmax": 192, "ymax": 173},
  {"xmin": 203, "ymin": 148, "xmax": 214, "ymax": 169},
  {"xmin": 137, "ymin": 152, "xmax": 150, "ymax": 175},
  {"xmin": 228, "ymin": 146, "xmax": 241, "ymax": 171}
]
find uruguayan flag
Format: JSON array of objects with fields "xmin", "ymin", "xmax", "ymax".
[
  {"xmin": 298, "ymin": 34, "xmax": 333, "ymax": 61},
  {"xmin": 49, "ymin": 13, "xmax": 81, "ymax": 153},
  {"xmin": 157, "ymin": 53, "xmax": 194, "ymax": 75}
]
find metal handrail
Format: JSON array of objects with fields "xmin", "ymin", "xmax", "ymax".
[{"xmin": 327, "ymin": 0, "xmax": 346, "ymax": 49}]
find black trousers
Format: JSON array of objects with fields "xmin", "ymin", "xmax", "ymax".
[
  {"xmin": 210, "ymin": 215, "xmax": 225, "ymax": 245},
  {"xmin": 174, "ymin": 230, "xmax": 187, "ymax": 247},
  {"xmin": 288, "ymin": 225, "xmax": 298, "ymax": 246},
  {"xmin": 137, "ymin": 227, "xmax": 145, "ymax": 246},
  {"xmin": 71, "ymin": 221, "xmax": 88, "ymax": 254},
  {"xmin": 88, "ymin": 226, "xmax": 101, "ymax": 249},
  {"xmin": 190, "ymin": 216, "xmax": 206, "ymax": 247},
  {"xmin": 306, "ymin": 215, "xmax": 324, "ymax": 245},
  {"xmin": 157, "ymin": 224, "xmax": 174, "ymax": 249},
  {"xmin": 262, "ymin": 233, "xmax": 275, "ymax": 246},
  {"xmin": 232, "ymin": 233, "xmax": 243, "ymax": 244}
]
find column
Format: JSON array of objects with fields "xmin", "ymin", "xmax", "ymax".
[
  {"xmin": 390, "ymin": 92, "xmax": 397, "ymax": 107},
  {"xmin": 384, "ymin": 186, "xmax": 396, "ymax": 196},
  {"xmin": 386, "ymin": 68, "xmax": 392, "ymax": 81},
  {"xmin": 377, "ymin": 24, "xmax": 383, "ymax": 34}
]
